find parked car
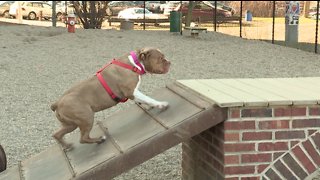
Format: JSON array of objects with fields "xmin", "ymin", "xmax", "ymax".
[
  {"xmin": 118, "ymin": 7, "xmax": 165, "ymax": 19},
  {"xmin": 106, "ymin": 1, "xmax": 137, "ymax": 16},
  {"xmin": 9, "ymin": 1, "xmax": 64, "ymax": 20},
  {"xmin": 0, "ymin": 1, "xmax": 14, "ymax": 18},
  {"xmin": 208, "ymin": 1, "xmax": 235, "ymax": 15},
  {"xmin": 308, "ymin": 6, "xmax": 320, "ymax": 19},
  {"xmin": 145, "ymin": 1, "xmax": 167, "ymax": 13},
  {"xmin": 132, "ymin": 1, "xmax": 144, "ymax": 8},
  {"xmin": 163, "ymin": 1, "xmax": 182, "ymax": 15},
  {"xmin": 180, "ymin": 1, "xmax": 232, "ymax": 22}
]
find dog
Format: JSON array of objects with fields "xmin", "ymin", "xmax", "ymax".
[{"xmin": 50, "ymin": 47, "xmax": 171, "ymax": 150}]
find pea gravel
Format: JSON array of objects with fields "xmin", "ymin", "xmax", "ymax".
[{"xmin": 0, "ymin": 25, "xmax": 319, "ymax": 179}]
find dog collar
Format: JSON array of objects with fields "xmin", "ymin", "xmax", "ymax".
[{"xmin": 130, "ymin": 51, "xmax": 146, "ymax": 74}]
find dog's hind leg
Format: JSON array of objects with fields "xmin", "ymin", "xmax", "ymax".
[
  {"xmin": 53, "ymin": 123, "xmax": 77, "ymax": 150},
  {"xmin": 78, "ymin": 114, "xmax": 106, "ymax": 144}
]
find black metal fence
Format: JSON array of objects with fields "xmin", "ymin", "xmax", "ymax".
[{"xmin": 106, "ymin": 1, "xmax": 319, "ymax": 54}]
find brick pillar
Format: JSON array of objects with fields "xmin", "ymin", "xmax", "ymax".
[{"xmin": 182, "ymin": 105, "xmax": 320, "ymax": 179}]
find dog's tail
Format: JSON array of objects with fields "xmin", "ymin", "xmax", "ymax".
[{"xmin": 50, "ymin": 102, "xmax": 58, "ymax": 111}]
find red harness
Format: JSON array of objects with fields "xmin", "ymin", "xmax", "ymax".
[{"xmin": 96, "ymin": 59, "xmax": 145, "ymax": 103}]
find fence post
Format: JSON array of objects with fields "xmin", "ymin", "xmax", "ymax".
[
  {"xmin": 315, "ymin": 1, "xmax": 319, "ymax": 53},
  {"xmin": 240, "ymin": 1, "xmax": 243, "ymax": 38},
  {"xmin": 143, "ymin": 1, "xmax": 146, "ymax": 30},
  {"xmin": 272, "ymin": 1, "xmax": 276, "ymax": 44},
  {"xmin": 52, "ymin": 1, "xmax": 57, "ymax": 27},
  {"xmin": 214, "ymin": 1, "xmax": 217, "ymax": 32}
]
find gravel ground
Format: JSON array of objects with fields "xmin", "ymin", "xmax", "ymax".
[{"xmin": 0, "ymin": 25, "xmax": 319, "ymax": 179}]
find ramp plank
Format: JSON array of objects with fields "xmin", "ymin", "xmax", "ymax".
[
  {"xmin": 143, "ymin": 88, "xmax": 203, "ymax": 128},
  {"xmin": 102, "ymin": 105, "xmax": 167, "ymax": 151},
  {"xmin": 21, "ymin": 145, "xmax": 73, "ymax": 180},
  {"xmin": 65, "ymin": 125, "xmax": 119, "ymax": 175},
  {"xmin": 0, "ymin": 165, "xmax": 20, "ymax": 180}
]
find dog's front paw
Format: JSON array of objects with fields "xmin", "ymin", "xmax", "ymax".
[{"xmin": 155, "ymin": 101, "xmax": 169, "ymax": 109}]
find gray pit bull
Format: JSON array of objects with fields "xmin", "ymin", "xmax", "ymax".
[{"xmin": 51, "ymin": 47, "xmax": 171, "ymax": 150}]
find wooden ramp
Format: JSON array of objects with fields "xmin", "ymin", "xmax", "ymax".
[{"xmin": 0, "ymin": 82, "xmax": 226, "ymax": 180}]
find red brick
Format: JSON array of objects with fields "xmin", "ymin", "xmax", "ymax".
[
  {"xmin": 258, "ymin": 164, "xmax": 269, "ymax": 173},
  {"xmin": 291, "ymin": 107, "xmax": 307, "ymax": 116},
  {"xmin": 212, "ymin": 157, "xmax": 224, "ymax": 173},
  {"xmin": 292, "ymin": 145, "xmax": 316, "ymax": 174},
  {"xmin": 274, "ymin": 107, "xmax": 306, "ymax": 117},
  {"xmin": 230, "ymin": 109, "xmax": 241, "ymax": 119},
  {"xmin": 241, "ymin": 177, "xmax": 260, "ymax": 180},
  {"xmin": 274, "ymin": 107, "xmax": 291, "ymax": 117},
  {"xmin": 274, "ymin": 160, "xmax": 296, "ymax": 179},
  {"xmin": 224, "ymin": 155, "xmax": 240, "ymax": 165},
  {"xmin": 241, "ymin": 108, "xmax": 272, "ymax": 118},
  {"xmin": 311, "ymin": 132, "xmax": 320, "ymax": 150},
  {"xmin": 224, "ymin": 143, "xmax": 255, "ymax": 153},
  {"xmin": 225, "ymin": 178, "xmax": 238, "ymax": 180},
  {"xmin": 241, "ymin": 153, "xmax": 272, "ymax": 163},
  {"xmin": 224, "ymin": 132, "xmax": 240, "ymax": 142},
  {"xmin": 290, "ymin": 141, "xmax": 300, "ymax": 148},
  {"xmin": 224, "ymin": 121, "xmax": 255, "ymax": 130},
  {"xmin": 224, "ymin": 165, "xmax": 255, "ymax": 175},
  {"xmin": 303, "ymin": 137, "xmax": 320, "ymax": 164},
  {"xmin": 309, "ymin": 130, "xmax": 317, "ymax": 136},
  {"xmin": 274, "ymin": 152, "xmax": 285, "ymax": 160},
  {"xmin": 309, "ymin": 107, "xmax": 320, "ymax": 116},
  {"xmin": 242, "ymin": 132, "xmax": 272, "ymax": 141},
  {"xmin": 275, "ymin": 131, "xmax": 305, "ymax": 140},
  {"xmin": 259, "ymin": 120, "xmax": 289, "ymax": 129},
  {"xmin": 265, "ymin": 168, "xmax": 282, "ymax": 180},
  {"xmin": 292, "ymin": 119, "xmax": 320, "ymax": 128},
  {"xmin": 258, "ymin": 142, "xmax": 288, "ymax": 151},
  {"xmin": 282, "ymin": 154, "xmax": 308, "ymax": 179}
]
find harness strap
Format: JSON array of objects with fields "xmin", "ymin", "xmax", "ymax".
[
  {"xmin": 96, "ymin": 72, "xmax": 128, "ymax": 103},
  {"xmin": 96, "ymin": 59, "xmax": 144, "ymax": 103}
]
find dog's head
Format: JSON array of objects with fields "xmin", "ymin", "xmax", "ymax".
[{"xmin": 138, "ymin": 48, "xmax": 170, "ymax": 74}]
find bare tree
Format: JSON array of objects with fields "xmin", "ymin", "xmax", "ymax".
[
  {"xmin": 185, "ymin": 1, "xmax": 196, "ymax": 27},
  {"xmin": 71, "ymin": 1, "xmax": 108, "ymax": 29},
  {"xmin": 303, "ymin": 1, "xmax": 311, "ymax": 18}
]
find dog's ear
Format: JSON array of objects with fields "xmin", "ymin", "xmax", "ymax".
[{"xmin": 138, "ymin": 47, "xmax": 152, "ymax": 62}]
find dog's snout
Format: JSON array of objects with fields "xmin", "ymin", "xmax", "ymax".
[{"xmin": 163, "ymin": 58, "xmax": 170, "ymax": 64}]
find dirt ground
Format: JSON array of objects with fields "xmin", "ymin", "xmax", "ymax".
[{"xmin": 0, "ymin": 16, "xmax": 320, "ymax": 179}]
